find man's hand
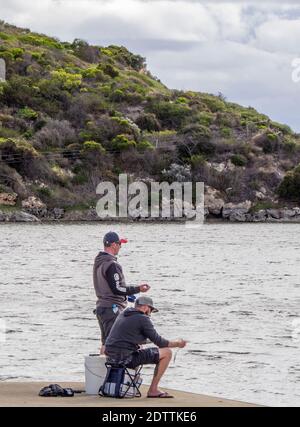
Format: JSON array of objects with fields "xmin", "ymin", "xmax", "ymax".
[
  {"xmin": 139, "ymin": 284, "xmax": 151, "ymax": 293},
  {"xmin": 176, "ymin": 339, "xmax": 187, "ymax": 348},
  {"xmin": 169, "ymin": 339, "xmax": 188, "ymax": 348}
]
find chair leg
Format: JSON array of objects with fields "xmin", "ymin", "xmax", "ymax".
[{"xmin": 123, "ymin": 366, "xmax": 142, "ymax": 398}]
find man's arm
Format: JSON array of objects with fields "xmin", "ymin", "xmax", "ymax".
[
  {"xmin": 106, "ymin": 263, "xmax": 140, "ymax": 296},
  {"xmin": 142, "ymin": 316, "xmax": 170, "ymax": 348},
  {"xmin": 142, "ymin": 317, "xmax": 187, "ymax": 349}
]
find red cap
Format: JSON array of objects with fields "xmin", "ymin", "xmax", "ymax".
[{"xmin": 120, "ymin": 238, "xmax": 128, "ymax": 244}]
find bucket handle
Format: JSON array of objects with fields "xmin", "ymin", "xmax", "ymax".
[{"xmin": 84, "ymin": 363, "xmax": 106, "ymax": 379}]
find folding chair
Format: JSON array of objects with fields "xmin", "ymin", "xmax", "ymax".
[{"xmin": 99, "ymin": 362, "xmax": 142, "ymax": 399}]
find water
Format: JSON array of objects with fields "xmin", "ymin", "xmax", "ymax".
[{"xmin": 0, "ymin": 222, "xmax": 300, "ymax": 407}]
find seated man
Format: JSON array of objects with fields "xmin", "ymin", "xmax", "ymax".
[{"xmin": 105, "ymin": 296, "xmax": 187, "ymax": 398}]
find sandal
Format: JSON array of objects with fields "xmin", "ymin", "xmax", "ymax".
[{"xmin": 147, "ymin": 392, "xmax": 174, "ymax": 398}]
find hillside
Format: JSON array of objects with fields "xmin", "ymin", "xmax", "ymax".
[{"xmin": 1, "ymin": 20, "xmax": 300, "ymax": 222}]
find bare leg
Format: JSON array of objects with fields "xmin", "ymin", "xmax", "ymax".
[{"xmin": 147, "ymin": 348, "xmax": 172, "ymax": 396}]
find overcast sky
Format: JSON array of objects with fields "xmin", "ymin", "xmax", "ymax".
[{"xmin": 0, "ymin": 0, "xmax": 300, "ymax": 131}]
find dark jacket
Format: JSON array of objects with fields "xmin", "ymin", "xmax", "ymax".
[
  {"xmin": 105, "ymin": 308, "xmax": 169, "ymax": 359},
  {"xmin": 93, "ymin": 252, "xmax": 140, "ymax": 309}
]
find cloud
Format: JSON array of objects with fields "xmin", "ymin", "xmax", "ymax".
[
  {"xmin": 253, "ymin": 19, "xmax": 300, "ymax": 54},
  {"xmin": 0, "ymin": 0, "xmax": 299, "ymax": 131}
]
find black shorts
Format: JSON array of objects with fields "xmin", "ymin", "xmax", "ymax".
[
  {"xmin": 124, "ymin": 347, "xmax": 160, "ymax": 369},
  {"xmin": 95, "ymin": 306, "xmax": 121, "ymax": 345}
]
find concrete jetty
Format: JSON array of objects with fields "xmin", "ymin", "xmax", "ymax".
[{"xmin": 0, "ymin": 382, "xmax": 258, "ymax": 407}]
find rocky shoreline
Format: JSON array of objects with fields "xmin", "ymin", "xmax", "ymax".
[
  {"xmin": 1, "ymin": 193, "xmax": 300, "ymax": 223},
  {"xmin": 1, "ymin": 206, "xmax": 300, "ymax": 223}
]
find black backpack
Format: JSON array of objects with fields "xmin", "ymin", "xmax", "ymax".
[{"xmin": 99, "ymin": 366, "xmax": 125, "ymax": 398}]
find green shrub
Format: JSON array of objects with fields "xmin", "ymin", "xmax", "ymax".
[
  {"xmin": 250, "ymin": 201, "xmax": 278, "ymax": 213},
  {"xmin": 111, "ymin": 116, "xmax": 140, "ymax": 140},
  {"xmin": 220, "ymin": 127, "xmax": 232, "ymax": 138},
  {"xmin": 0, "ymin": 137, "xmax": 38, "ymax": 156},
  {"xmin": 215, "ymin": 112, "xmax": 239, "ymax": 128},
  {"xmin": 50, "ymin": 69, "xmax": 82, "ymax": 91},
  {"xmin": 181, "ymin": 123, "xmax": 211, "ymax": 141},
  {"xmin": 200, "ymin": 94, "xmax": 226, "ymax": 112},
  {"xmin": 72, "ymin": 172, "xmax": 88, "ymax": 185},
  {"xmin": 81, "ymin": 67, "xmax": 106, "ymax": 82},
  {"xmin": 110, "ymin": 89, "xmax": 126, "ymax": 102},
  {"xmin": 101, "ymin": 64, "xmax": 119, "ymax": 78},
  {"xmin": 231, "ymin": 154, "xmax": 247, "ymax": 167},
  {"xmin": 102, "ymin": 45, "xmax": 146, "ymax": 71},
  {"xmin": 270, "ymin": 121, "xmax": 293, "ymax": 135},
  {"xmin": 176, "ymin": 97, "xmax": 188, "ymax": 104},
  {"xmin": 135, "ymin": 113, "xmax": 161, "ymax": 132},
  {"xmin": 278, "ymin": 164, "xmax": 300, "ymax": 200},
  {"xmin": 190, "ymin": 154, "xmax": 206, "ymax": 168},
  {"xmin": 18, "ymin": 107, "xmax": 38, "ymax": 120},
  {"xmin": 0, "ymin": 32, "xmax": 13, "ymax": 40},
  {"xmin": 240, "ymin": 108, "xmax": 269, "ymax": 122},
  {"xmin": 18, "ymin": 34, "xmax": 63, "ymax": 49},
  {"xmin": 178, "ymin": 124, "xmax": 214, "ymax": 158},
  {"xmin": 0, "ymin": 127, "xmax": 20, "ymax": 138},
  {"xmin": 282, "ymin": 137, "xmax": 298, "ymax": 153},
  {"xmin": 37, "ymin": 186, "xmax": 52, "ymax": 198},
  {"xmin": 137, "ymin": 140, "xmax": 154, "ymax": 151},
  {"xmin": 23, "ymin": 130, "xmax": 34, "ymax": 139},
  {"xmin": 198, "ymin": 112, "xmax": 214, "ymax": 127},
  {"xmin": 71, "ymin": 39, "xmax": 100, "ymax": 62},
  {"xmin": 111, "ymin": 134, "xmax": 136, "ymax": 151},
  {"xmin": 146, "ymin": 101, "xmax": 191, "ymax": 129},
  {"xmin": 82, "ymin": 140, "xmax": 105, "ymax": 153},
  {"xmin": 263, "ymin": 133, "xmax": 279, "ymax": 153},
  {"xmin": 0, "ymin": 47, "xmax": 24, "ymax": 61}
]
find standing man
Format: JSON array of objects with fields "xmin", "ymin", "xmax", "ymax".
[
  {"xmin": 93, "ymin": 231, "xmax": 150, "ymax": 354},
  {"xmin": 105, "ymin": 296, "xmax": 187, "ymax": 398}
]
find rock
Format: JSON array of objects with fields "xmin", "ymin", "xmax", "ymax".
[
  {"xmin": 10, "ymin": 211, "xmax": 40, "ymax": 222},
  {"xmin": 205, "ymin": 187, "xmax": 225, "ymax": 216},
  {"xmin": 0, "ymin": 192, "xmax": 17, "ymax": 206},
  {"xmin": 208, "ymin": 162, "xmax": 226, "ymax": 173},
  {"xmin": 293, "ymin": 207, "xmax": 300, "ymax": 216},
  {"xmin": 0, "ymin": 211, "xmax": 7, "ymax": 222},
  {"xmin": 252, "ymin": 210, "xmax": 267, "ymax": 222},
  {"xmin": 266, "ymin": 209, "xmax": 281, "ymax": 219},
  {"xmin": 222, "ymin": 201, "xmax": 252, "ymax": 219},
  {"xmin": 280, "ymin": 209, "xmax": 296, "ymax": 219},
  {"xmin": 260, "ymin": 187, "xmax": 267, "ymax": 195},
  {"xmin": 208, "ymin": 161, "xmax": 235, "ymax": 173},
  {"xmin": 229, "ymin": 211, "xmax": 247, "ymax": 222},
  {"xmin": 22, "ymin": 196, "xmax": 45, "ymax": 210},
  {"xmin": 21, "ymin": 196, "xmax": 47, "ymax": 217},
  {"xmin": 47, "ymin": 208, "xmax": 65, "ymax": 220},
  {"xmin": 255, "ymin": 191, "xmax": 266, "ymax": 201},
  {"xmin": 62, "ymin": 209, "xmax": 99, "ymax": 221}
]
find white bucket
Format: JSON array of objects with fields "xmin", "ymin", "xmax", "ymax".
[{"xmin": 84, "ymin": 354, "xmax": 107, "ymax": 395}]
